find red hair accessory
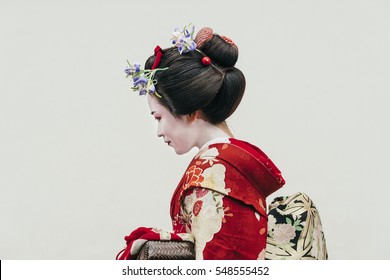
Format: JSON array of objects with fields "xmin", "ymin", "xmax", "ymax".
[
  {"xmin": 201, "ymin": 56, "xmax": 211, "ymax": 66},
  {"xmin": 221, "ymin": 35, "xmax": 235, "ymax": 46},
  {"xmin": 151, "ymin": 45, "xmax": 163, "ymax": 70},
  {"xmin": 195, "ymin": 27, "xmax": 214, "ymax": 48}
]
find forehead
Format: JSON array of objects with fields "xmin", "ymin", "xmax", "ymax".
[
  {"xmin": 147, "ymin": 94, "xmax": 159, "ymax": 109},
  {"xmin": 147, "ymin": 94, "xmax": 167, "ymax": 114}
]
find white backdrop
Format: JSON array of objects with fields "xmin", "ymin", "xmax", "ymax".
[{"xmin": 1, "ymin": 0, "xmax": 389, "ymax": 259}]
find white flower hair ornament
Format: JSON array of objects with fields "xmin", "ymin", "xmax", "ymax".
[{"xmin": 171, "ymin": 24, "xmax": 197, "ymax": 54}]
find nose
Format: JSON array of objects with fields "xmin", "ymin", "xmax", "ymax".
[{"xmin": 157, "ymin": 124, "xmax": 163, "ymax": 138}]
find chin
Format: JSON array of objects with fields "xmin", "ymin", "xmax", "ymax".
[
  {"xmin": 173, "ymin": 147, "xmax": 192, "ymax": 155},
  {"xmin": 174, "ymin": 149, "xmax": 187, "ymax": 155}
]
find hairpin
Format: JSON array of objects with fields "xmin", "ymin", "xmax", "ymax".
[
  {"xmin": 124, "ymin": 61, "xmax": 167, "ymax": 98},
  {"xmin": 171, "ymin": 24, "xmax": 197, "ymax": 54}
]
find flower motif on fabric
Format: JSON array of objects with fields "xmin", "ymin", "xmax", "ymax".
[
  {"xmin": 265, "ymin": 193, "xmax": 329, "ymax": 260},
  {"xmin": 171, "ymin": 24, "xmax": 197, "ymax": 54},
  {"xmin": 196, "ymin": 147, "xmax": 220, "ymax": 166},
  {"xmin": 196, "ymin": 140, "xmax": 230, "ymax": 160},
  {"xmin": 267, "ymin": 214, "xmax": 277, "ymax": 232},
  {"xmin": 272, "ymin": 223, "xmax": 296, "ymax": 244},
  {"xmin": 195, "ymin": 188, "xmax": 209, "ymax": 198},
  {"xmin": 268, "ymin": 216, "xmax": 302, "ymax": 244},
  {"xmin": 178, "ymin": 203, "xmax": 193, "ymax": 233},
  {"xmin": 172, "ymin": 214, "xmax": 181, "ymax": 229},
  {"xmin": 221, "ymin": 206, "xmax": 233, "ymax": 223},
  {"xmin": 255, "ymin": 212, "xmax": 266, "ymax": 235},
  {"xmin": 193, "ymin": 200, "xmax": 203, "ymax": 216},
  {"xmin": 201, "ymin": 164, "xmax": 230, "ymax": 194},
  {"xmin": 182, "ymin": 189, "xmax": 225, "ymax": 259},
  {"xmin": 184, "ymin": 165, "xmax": 204, "ymax": 190},
  {"xmin": 258, "ymin": 199, "xmax": 266, "ymax": 211}
]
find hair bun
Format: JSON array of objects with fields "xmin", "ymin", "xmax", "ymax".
[{"xmin": 195, "ymin": 27, "xmax": 239, "ymax": 68}]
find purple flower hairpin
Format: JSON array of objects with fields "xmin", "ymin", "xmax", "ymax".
[
  {"xmin": 171, "ymin": 24, "xmax": 213, "ymax": 67},
  {"xmin": 124, "ymin": 60, "xmax": 167, "ymax": 98},
  {"xmin": 171, "ymin": 23, "xmax": 197, "ymax": 54}
]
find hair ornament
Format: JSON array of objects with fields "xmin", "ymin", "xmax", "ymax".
[
  {"xmin": 151, "ymin": 46, "xmax": 163, "ymax": 70},
  {"xmin": 221, "ymin": 35, "xmax": 235, "ymax": 46},
  {"xmin": 172, "ymin": 25, "xmax": 214, "ymax": 67},
  {"xmin": 125, "ymin": 24, "xmax": 235, "ymax": 97},
  {"xmin": 124, "ymin": 61, "xmax": 167, "ymax": 98},
  {"xmin": 171, "ymin": 24, "xmax": 197, "ymax": 54},
  {"xmin": 201, "ymin": 56, "xmax": 211, "ymax": 66},
  {"xmin": 194, "ymin": 27, "xmax": 214, "ymax": 48}
]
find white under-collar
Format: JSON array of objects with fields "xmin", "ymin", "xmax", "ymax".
[{"xmin": 199, "ymin": 137, "xmax": 231, "ymax": 151}]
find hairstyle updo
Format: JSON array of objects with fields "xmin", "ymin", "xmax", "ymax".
[{"xmin": 145, "ymin": 27, "xmax": 246, "ymax": 124}]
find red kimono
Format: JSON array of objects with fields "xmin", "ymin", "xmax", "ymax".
[
  {"xmin": 117, "ymin": 138, "xmax": 284, "ymax": 260},
  {"xmin": 170, "ymin": 138, "xmax": 285, "ymax": 259}
]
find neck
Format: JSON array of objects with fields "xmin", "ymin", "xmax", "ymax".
[
  {"xmin": 193, "ymin": 120, "xmax": 234, "ymax": 149},
  {"xmin": 217, "ymin": 121, "xmax": 234, "ymax": 138}
]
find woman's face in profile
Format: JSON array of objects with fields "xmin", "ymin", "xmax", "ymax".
[{"xmin": 147, "ymin": 94, "xmax": 195, "ymax": 155}]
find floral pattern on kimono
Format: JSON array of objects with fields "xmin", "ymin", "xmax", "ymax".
[
  {"xmin": 265, "ymin": 193, "xmax": 328, "ymax": 260},
  {"xmin": 170, "ymin": 138, "xmax": 285, "ymax": 259}
]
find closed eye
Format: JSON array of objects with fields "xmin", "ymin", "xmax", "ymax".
[{"xmin": 151, "ymin": 111, "xmax": 160, "ymax": 121}]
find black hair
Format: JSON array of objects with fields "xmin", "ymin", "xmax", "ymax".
[{"xmin": 145, "ymin": 29, "xmax": 245, "ymax": 124}]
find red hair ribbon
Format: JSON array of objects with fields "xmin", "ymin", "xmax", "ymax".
[{"xmin": 151, "ymin": 45, "xmax": 163, "ymax": 70}]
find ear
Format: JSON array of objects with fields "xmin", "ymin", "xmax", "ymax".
[{"xmin": 187, "ymin": 110, "xmax": 204, "ymax": 122}]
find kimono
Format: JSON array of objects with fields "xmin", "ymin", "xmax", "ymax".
[{"xmin": 117, "ymin": 138, "xmax": 285, "ymax": 260}]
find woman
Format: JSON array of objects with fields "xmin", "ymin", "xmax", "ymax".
[{"xmin": 117, "ymin": 25, "xmax": 285, "ymax": 260}]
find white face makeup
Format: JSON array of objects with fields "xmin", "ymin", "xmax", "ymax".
[{"xmin": 147, "ymin": 94, "xmax": 196, "ymax": 155}]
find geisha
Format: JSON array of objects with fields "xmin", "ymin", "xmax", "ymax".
[{"xmin": 117, "ymin": 24, "xmax": 285, "ymax": 260}]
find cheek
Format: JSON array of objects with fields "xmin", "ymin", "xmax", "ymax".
[
  {"xmin": 158, "ymin": 119, "xmax": 173, "ymax": 137},
  {"xmin": 162, "ymin": 118, "xmax": 177, "ymax": 135},
  {"xmin": 175, "ymin": 125, "xmax": 191, "ymax": 145}
]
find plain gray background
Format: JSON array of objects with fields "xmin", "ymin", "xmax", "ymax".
[{"xmin": 1, "ymin": 0, "xmax": 389, "ymax": 259}]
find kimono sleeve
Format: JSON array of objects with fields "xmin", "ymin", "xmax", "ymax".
[{"xmin": 180, "ymin": 187, "xmax": 267, "ymax": 260}]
